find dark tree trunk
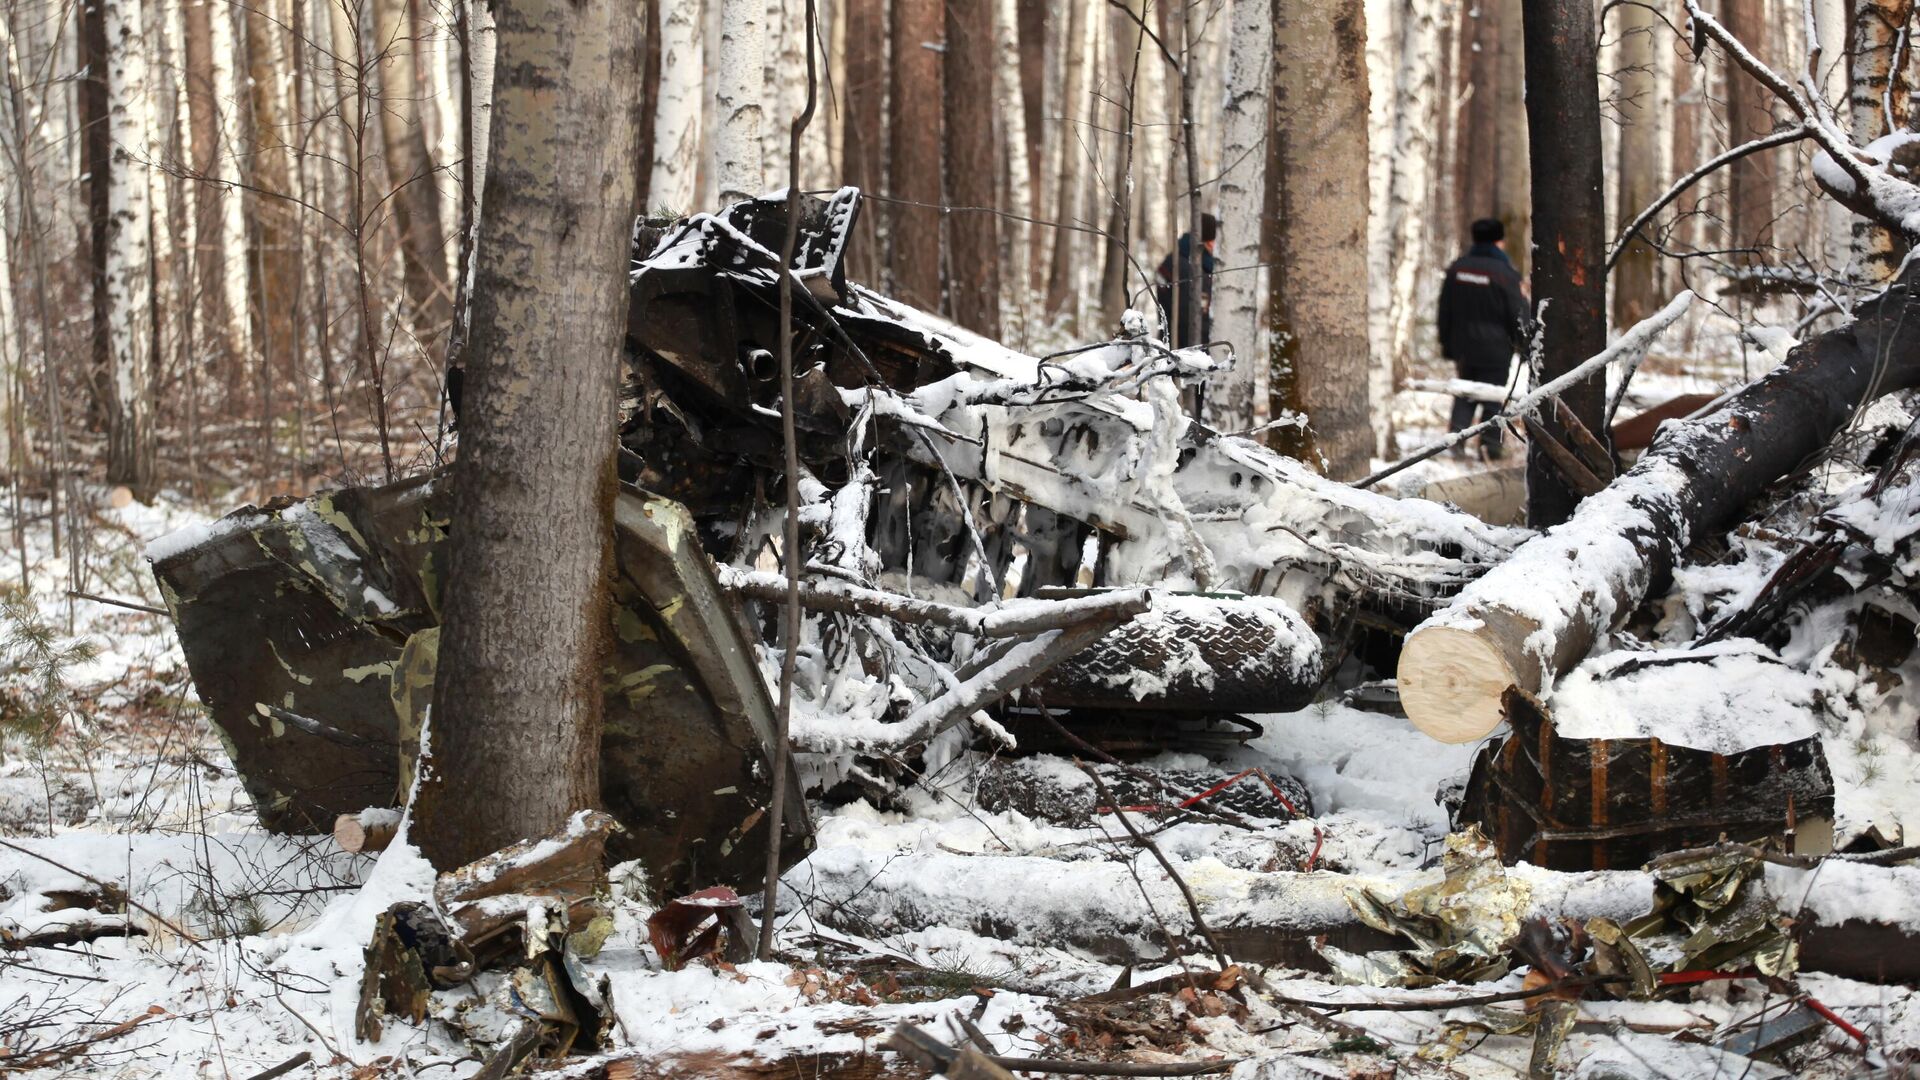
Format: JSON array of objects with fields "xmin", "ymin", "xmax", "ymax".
[
  {"xmin": 413, "ymin": 0, "xmax": 643, "ymax": 869},
  {"xmin": 887, "ymin": 0, "xmax": 943, "ymax": 309},
  {"xmin": 1521, "ymin": 0, "xmax": 1608, "ymax": 527},
  {"xmin": 1016, "ymin": 0, "xmax": 1046, "ymax": 217},
  {"xmin": 842, "ymin": 0, "xmax": 884, "ymax": 284},
  {"xmin": 1723, "ymin": 0, "xmax": 1777, "ymax": 256},
  {"xmin": 943, "ymin": 0, "xmax": 1000, "ymax": 335},
  {"xmin": 1457, "ymin": 0, "xmax": 1498, "ymax": 237},
  {"xmin": 79, "ymin": 0, "xmax": 111, "ymax": 430},
  {"xmin": 633, "ymin": 0, "xmax": 660, "ymax": 217}
]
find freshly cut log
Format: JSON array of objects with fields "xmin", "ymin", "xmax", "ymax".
[
  {"xmin": 1399, "ymin": 275, "xmax": 1920, "ymax": 742},
  {"xmin": 333, "ymin": 808, "xmax": 401, "ymax": 854}
]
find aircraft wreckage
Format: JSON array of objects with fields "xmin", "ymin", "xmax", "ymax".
[{"xmin": 150, "ymin": 190, "xmax": 1882, "ymax": 896}]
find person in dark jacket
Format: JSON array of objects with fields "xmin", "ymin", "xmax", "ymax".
[
  {"xmin": 1437, "ymin": 218, "xmax": 1531, "ymax": 459},
  {"xmin": 1156, "ymin": 213, "xmax": 1218, "ymax": 350}
]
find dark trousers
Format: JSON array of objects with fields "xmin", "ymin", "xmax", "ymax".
[{"xmin": 1449, "ymin": 358, "xmax": 1509, "ymax": 451}]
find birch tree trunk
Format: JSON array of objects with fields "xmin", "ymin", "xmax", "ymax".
[
  {"xmin": 1207, "ymin": 0, "xmax": 1267, "ymax": 432},
  {"xmin": 102, "ymin": 0, "xmax": 154, "ymax": 490},
  {"xmin": 715, "ymin": 0, "xmax": 765, "ymax": 204},
  {"xmin": 887, "ymin": 0, "xmax": 942, "ymax": 308},
  {"xmin": 649, "ymin": 0, "xmax": 702, "ymax": 213},
  {"xmin": 993, "ymin": 0, "xmax": 1031, "ymax": 341},
  {"xmin": 1522, "ymin": 0, "xmax": 1608, "ymax": 527},
  {"xmin": 1267, "ymin": 0, "xmax": 1375, "ymax": 480},
  {"xmin": 414, "ymin": 0, "xmax": 642, "ymax": 870},
  {"xmin": 1850, "ymin": 0, "xmax": 1912, "ymax": 282},
  {"xmin": 943, "ymin": 0, "xmax": 998, "ymax": 335}
]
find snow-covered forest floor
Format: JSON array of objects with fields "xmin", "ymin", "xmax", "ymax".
[{"xmin": 4, "ymin": 312, "xmax": 1918, "ymax": 1079}]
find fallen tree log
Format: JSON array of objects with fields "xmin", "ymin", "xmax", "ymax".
[
  {"xmin": 799, "ymin": 845, "xmax": 1920, "ymax": 983},
  {"xmin": 1398, "ymin": 276, "xmax": 1920, "ymax": 743}
]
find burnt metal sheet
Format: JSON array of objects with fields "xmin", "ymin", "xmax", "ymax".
[{"xmin": 151, "ymin": 475, "xmax": 808, "ymax": 895}]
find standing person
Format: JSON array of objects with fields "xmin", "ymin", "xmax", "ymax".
[
  {"xmin": 1437, "ymin": 218, "xmax": 1531, "ymax": 460},
  {"xmin": 1156, "ymin": 213, "xmax": 1218, "ymax": 349}
]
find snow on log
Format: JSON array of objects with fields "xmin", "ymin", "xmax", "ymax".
[
  {"xmin": 1399, "ymin": 278, "xmax": 1920, "ymax": 742},
  {"xmin": 333, "ymin": 807, "xmax": 402, "ymax": 854}
]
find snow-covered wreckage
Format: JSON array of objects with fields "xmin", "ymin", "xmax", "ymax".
[{"xmin": 136, "ymin": 193, "xmax": 1920, "ymax": 1071}]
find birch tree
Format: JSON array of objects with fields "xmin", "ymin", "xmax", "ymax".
[
  {"xmin": 414, "ymin": 0, "xmax": 642, "ymax": 869},
  {"xmin": 715, "ymin": 0, "xmax": 765, "ymax": 203},
  {"xmin": 1208, "ymin": 0, "xmax": 1266, "ymax": 432},
  {"xmin": 1850, "ymin": 0, "xmax": 1912, "ymax": 282},
  {"xmin": 1267, "ymin": 0, "xmax": 1375, "ymax": 480},
  {"xmin": 649, "ymin": 0, "xmax": 702, "ymax": 212},
  {"xmin": 103, "ymin": 0, "xmax": 154, "ymax": 489},
  {"xmin": 993, "ymin": 0, "xmax": 1031, "ymax": 339}
]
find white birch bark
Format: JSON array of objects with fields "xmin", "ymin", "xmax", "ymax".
[
  {"xmin": 715, "ymin": 0, "xmax": 766, "ymax": 204},
  {"xmin": 649, "ymin": 0, "xmax": 703, "ymax": 213},
  {"xmin": 1364, "ymin": 0, "xmax": 1392, "ymax": 456},
  {"xmin": 103, "ymin": 0, "xmax": 154, "ymax": 486},
  {"xmin": 1386, "ymin": 0, "xmax": 1439, "ymax": 405},
  {"xmin": 1207, "ymin": 0, "xmax": 1268, "ymax": 431},
  {"xmin": 994, "ymin": 0, "xmax": 1031, "ymax": 340},
  {"xmin": 210, "ymin": 0, "xmax": 249, "ymax": 360},
  {"xmin": 467, "ymin": 0, "xmax": 496, "ymax": 210}
]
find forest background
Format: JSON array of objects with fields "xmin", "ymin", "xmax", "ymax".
[{"xmin": 0, "ymin": 0, "xmax": 1901, "ymax": 518}]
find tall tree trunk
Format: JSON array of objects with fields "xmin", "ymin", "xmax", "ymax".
[
  {"xmin": 1492, "ymin": 0, "xmax": 1528, "ymax": 271},
  {"xmin": 413, "ymin": 0, "xmax": 642, "ymax": 870},
  {"xmin": 1456, "ymin": 0, "xmax": 1497, "ymax": 237},
  {"xmin": 1817, "ymin": 0, "xmax": 1852, "ymax": 277},
  {"xmin": 943, "ymin": 0, "xmax": 999, "ymax": 336},
  {"xmin": 993, "ymin": 0, "xmax": 1030, "ymax": 341},
  {"xmin": 1267, "ymin": 0, "xmax": 1375, "ymax": 480},
  {"xmin": 241, "ymin": 0, "xmax": 296, "ymax": 448},
  {"xmin": 1850, "ymin": 0, "xmax": 1913, "ymax": 282},
  {"xmin": 181, "ymin": 0, "xmax": 238, "ymax": 379},
  {"xmin": 840, "ymin": 0, "xmax": 882, "ymax": 283},
  {"xmin": 1017, "ymin": 0, "xmax": 1045, "ymax": 235},
  {"xmin": 1098, "ymin": 2, "xmax": 1142, "ymax": 321},
  {"xmin": 1043, "ymin": 0, "xmax": 1090, "ymax": 328},
  {"xmin": 375, "ymin": 0, "xmax": 451, "ymax": 333},
  {"xmin": 1612, "ymin": 1, "xmax": 1662, "ymax": 326},
  {"xmin": 79, "ymin": 0, "xmax": 111, "ymax": 431},
  {"xmin": 648, "ymin": 0, "xmax": 702, "ymax": 212},
  {"xmin": 1723, "ymin": 0, "xmax": 1777, "ymax": 257},
  {"xmin": 1522, "ymin": 0, "xmax": 1608, "ymax": 527},
  {"xmin": 886, "ymin": 0, "xmax": 942, "ymax": 308},
  {"xmin": 715, "ymin": 0, "xmax": 765, "ymax": 203},
  {"xmin": 1386, "ymin": 0, "xmax": 1439, "ymax": 412},
  {"xmin": 633, "ymin": 0, "xmax": 659, "ymax": 217},
  {"xmin": 102, "ymin": 0, "xmax": 155, "ymax": 489},
  {"xmin": 1207, "ymin": 0, "xmax": 1268, "ymax": 432}
]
